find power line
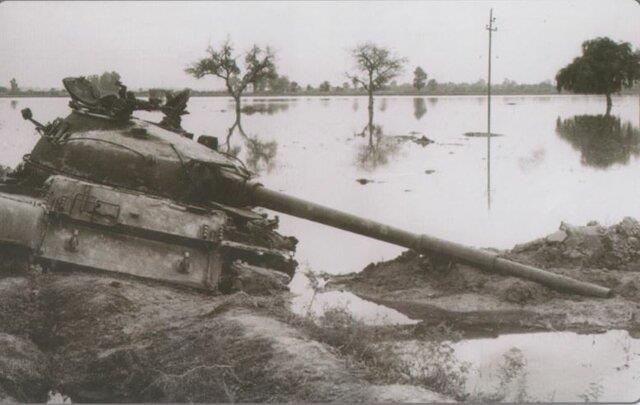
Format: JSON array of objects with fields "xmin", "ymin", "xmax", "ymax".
[{"xmin": 486, "ymin": 8, "xmax": 497, "ymax": 210}]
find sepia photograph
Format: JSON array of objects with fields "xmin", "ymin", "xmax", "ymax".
[{"xmin": 0, "ymin": 0, "xmax": 639, "ymax": 402}]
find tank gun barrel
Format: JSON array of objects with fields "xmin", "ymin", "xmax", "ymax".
[{"xmin": 244, "ymin": 182, "xmax": 612, "ymax": 298}]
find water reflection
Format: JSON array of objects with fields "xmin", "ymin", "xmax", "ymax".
[
  {"xmin": 225, "ymin": 122, "xmax": 278, "ymax": 174},
  {"xmin": 241, "ymin": 102, "xmax": 289, "ymax": 116},
  {"xmin": 517, "ymin": 147, "xmax": 546, "ymax": 173},
  {"xmin": 379, "ymin": 98, "xmax": 388, "ymax": 112},
  {"xmin": 355, "ymin": 124, "xmax": 401, "ymax": 170},
  {"xmin": 10, "ymin": 100, "xmax": 18, "ymax": 110},
  {"xmin": 352, "ymin": 98, "xmax": 359, "ymax": 112},
  {"xmin": 245, "ymin": 136, "xmax": 277, "ymax": 173},
  {"xmin": 413, "ymin": 97, "xmax": 427, "ymax": 120},
  {"xmin": 455, "ymin": 330, "xmax": 640, "ymax": 402},
  {"xmin": 556, "ymin": 115, "xmax": 640, "ymax": 168}
]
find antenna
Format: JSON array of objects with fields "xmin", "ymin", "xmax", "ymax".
[{"xmin": 485, "ymin": 8, "xmax": 497, "ymax": 210}]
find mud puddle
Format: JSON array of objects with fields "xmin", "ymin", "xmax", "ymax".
[
  {"xmin": 47, "ymin": 391, "xmax": 72, "ymax": 404},
  {"xmin": 454, "ymin": 329, "xmax": 640, "ymax": 402},
  {"xmin": 289, "ymin": 272, "xmax": 418, "ymax": 325},
  {"xmin": 393, "ymin": 329, "xmax": 640, "ymax": 402}
]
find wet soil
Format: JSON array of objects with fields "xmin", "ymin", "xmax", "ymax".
[
  {"xmin": 328, "ymin": 218, "xmax": 640, "ymax": 340},
  {"xmin": 0, "ymin": 270, "xmax": 445, "ymax": 402}
]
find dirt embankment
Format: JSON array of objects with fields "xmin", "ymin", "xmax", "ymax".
[
  {"xmin": 329, "ymin": 218, "xmax": 640, "ymax": 339},
  {"xmin": 0, "ymin": 270, "xmax": 447, "ymax": 403}
]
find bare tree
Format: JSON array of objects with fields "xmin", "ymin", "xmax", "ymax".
[
  {"xmin": 347, "ymin": 43, "xmax": 406, "ymax": 130},
  {"xmin": 186, "ymin": 40, "xmax": 276, "ymax": 134}
]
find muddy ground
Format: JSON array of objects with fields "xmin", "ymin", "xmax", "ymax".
[
  {"xmin": 328, "ymin": 218, "xmax": 640, "ymax": 339},
  {"xmin": 4, "ymin": 219, "xmax": 640, "ymax": 402},
  {"xmin": 0, "ymin": 269, "xmax": 448, "ymax": 403}
]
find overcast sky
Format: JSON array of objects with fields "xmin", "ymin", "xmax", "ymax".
[{"xmin": 1, "ymin": 0, "xmax": 638, "ymax": 90}]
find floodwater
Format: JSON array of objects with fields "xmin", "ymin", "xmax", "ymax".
[
  {"xmin": 2, "ymin": 94, "xmax": 639, "ymax": 275},
  {"xmin": 455, "ymin": 329, "xmax": 640, "ymax": 402},
  {"xmin": 395, "ymin": 329, "xmax": 640, "ymax": 402},
  {"xmin": 2, "ymin": 95, "xmax": 640, "ymax": 402},
  {"xmin": 288, "ymin": 268, "xmax": 640, "ymax": 402},
  {"xmin": 288, "ymin": 271, "xmax": 417, "ymax": 325}
]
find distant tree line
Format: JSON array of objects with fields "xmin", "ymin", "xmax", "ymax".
[
  {"xmin": 2, "ymin": 35, "xmax": 639, "ymax": 112},
  {"xmin": 85, "ymin": 71, "xmax": 121, "ymax": 95},
  {"xmin": 184, "ymin": 77, "xmax": 561, "ymax": 96},
  {"xmin": 2, "ymin": 77, "xmax": 639, "ymax": 99}
]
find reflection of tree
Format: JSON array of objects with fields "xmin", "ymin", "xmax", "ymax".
[
  {"xmin": 10, "ymin": 100, "xmax": 18, "ymax": 110},
  {"xmin": 413, "ymin": 97, "xmax": 427, "ymax": 120},
  {"xmin": 355, "ymin": 123, "xmax": 401, "ymax": 170},
  {"xmin": 225, "ymin": 122, "xmax": 277, "ymax": 174},
  {"xmin": 379, "ymin": 98, "xmax": 387, "ymax": 112},
  {"xmin": 352, "ymin": 99, "xmax": 359, "ymax": 112},
  {"xmin": 241, "ymin": 102, "xmax": 289, "ymax": 115},
  {"xmin": 245, "ymin": 136, "xmax": 277, "ymax": 173},
  {"xmin": 556, "ymin": 115, "xmax": 640, "ymax": 168}
]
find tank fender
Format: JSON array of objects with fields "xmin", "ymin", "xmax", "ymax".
[{"xmin": 0, "ymin": 194, "xmax": 47, "ymax": 250}]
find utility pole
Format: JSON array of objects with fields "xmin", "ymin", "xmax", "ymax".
[{"xmin": 485, "ymin": 8, "xmax": 497, "ymax": 210}]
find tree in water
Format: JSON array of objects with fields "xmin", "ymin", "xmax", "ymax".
[
  {"xmin": 186, "ymin": 40, "xmax": 276, "ymax": 134},
  {"xmin": 9, "ymin": 78, "xmax": 19, "ymax": 94},
  {"xmin": 347, "ymin": 43, "xmax": 406, "ymax": 132},
  {"xmin": 556, "ymin": 37, "xmax": 640, "ymax": 115},
  {"xmin": 413, "ymin": 66, "xmax": 428, "ymax": 90}
]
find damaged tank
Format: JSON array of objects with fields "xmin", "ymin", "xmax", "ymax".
[
  {"xmin": 0, "ymin": 77, "xmax": 297, "ymax": 293},
  {"xmin": 0, "ymin": 77, "xmax": 613, "ymax": 298}
]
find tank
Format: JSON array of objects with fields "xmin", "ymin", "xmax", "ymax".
[
  {"xmin": 0, "ymin": 77, "xmax": 612, "ymax": 298},
  {"xmin": 0, "ymin": 77, "xmax": 297, "ymax": 293}
]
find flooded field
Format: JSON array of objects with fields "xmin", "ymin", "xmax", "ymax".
[
  {"xmin": 392, "ymin": 329, "xmax": 640, "ymax": 402},
  {"xmin": 2, "ymin": 94, "xmax": 639, "ymax": 275},
  {"xmin": 2, "ymin": 94, "xmax": 640, "ymax": 402},
  {"xmin": 455, "ymin": 329, "xmax": 640, "ymax": 402}
]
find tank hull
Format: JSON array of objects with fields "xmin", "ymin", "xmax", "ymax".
[{"xmin": 0, "ymin": 176, "xmax": 296, "ymax": 292}]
